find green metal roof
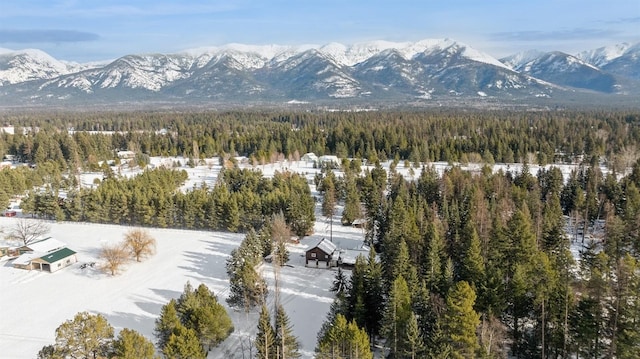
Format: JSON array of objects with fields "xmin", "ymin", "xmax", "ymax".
[{"xmin": 38, "ymin": 247, "xmax": 76, "ymax": 263}]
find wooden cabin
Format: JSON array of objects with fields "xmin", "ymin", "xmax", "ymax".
[{"xmin": 305, "ymin": 238, "xmax": 337, "ymax": 268}]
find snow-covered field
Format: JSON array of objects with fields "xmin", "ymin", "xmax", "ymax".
[{"xmin": 0, "ymin": 213, "xmax": 370, "ymax": 359}]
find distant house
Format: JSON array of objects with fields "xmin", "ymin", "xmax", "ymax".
[
  {"xmin": 117, "ymin": 150, "xmax": 136, "ymax": 160},
  {"xmin": 305, "ymin": 238, "xmax": 337, "ymax": 268},
  {"xmin": 337, "ymin": 245, "xmax": 371, "ymax": 268},
  {"xmin": 0, "ymin": 246, "xmax": 19, "ymax": 259},
  {"xmin": 301, "ymin": 153, "xmax": 318, "ymax": 163},
  {"xmin": 318, "ymin": 155, "xmax": 340, "ymax": 167},
  {"xmin": 13, "ymin": 237, "xmax": 77, "ymax": 272},
  {"xmin": 349, "ymin": 218, "xmax": 367, "ymax": 229}
]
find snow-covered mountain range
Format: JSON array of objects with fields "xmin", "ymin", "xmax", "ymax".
[{"xmin": 1, "ymin": 39, "xmax": 638, "ymax": 107}]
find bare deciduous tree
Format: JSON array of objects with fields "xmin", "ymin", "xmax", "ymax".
[
  {"xmin": 271, "ymin": 213, "xmax": 290, "ymax": 267},
  {"xmin": 7, "ymin": 219, "xmax": 50, "ymax": 246},
  {"xmin": 99, "ymin": 243, "xmax": 129, "ymax": 276},
  {"xmin": 479, "ymin": 314, "xmax": 508, "ymax": 358},
  {"xmin": 123, "ymin": 229, "xmax": 157, "ymax": 262},
  {"xmin": 271, "ymin": 212, "xmax": 290, "ymax": 245}
]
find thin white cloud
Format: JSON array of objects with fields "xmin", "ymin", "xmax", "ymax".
[
  {"xmin": 0, "ymin": 29, "xmax": 100, "ymax": 43},
  {"xmin": 491, "ymin": 28, "xmax": 619, "ymax": 42},
  {"xmin": 0, "ymin": 2, "xmax": 243, "ymax": 18},
  {"xmin": 609, "ymin": 16, "xmax": 640, "ymax": 24}
]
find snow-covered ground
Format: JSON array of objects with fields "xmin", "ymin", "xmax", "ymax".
[
  {"xmin": 0, "ymin": 215, "xmax": 367, "ymax": 358},
  {"xmin": 0, "ymin": 200, "xmax": 370, "ymax": 359}
]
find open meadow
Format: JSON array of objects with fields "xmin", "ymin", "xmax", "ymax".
[{"xmin": 0, "ymin": 213, "xmax": 373, "ymax": 358}]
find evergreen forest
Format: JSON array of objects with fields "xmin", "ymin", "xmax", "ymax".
[{"xmin": 5, "ymin": 109, "xmax": 640, "ymax": 358}]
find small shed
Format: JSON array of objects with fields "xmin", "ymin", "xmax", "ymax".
[
  {"xmin": 12, "ymin": 252, "xmax": 40, "ymax": 270},
  {"xmin": 30, "ymin": 248, "xmax": 77, "ymax": 273},
  {"xmin": 305, "ymin": 238, "xmax": 337, "ymax": 268}
]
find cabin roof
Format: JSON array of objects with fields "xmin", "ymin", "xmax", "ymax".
[{"xmin": 310, "ymin": 238, "xmax": 337, "ymax": 255}]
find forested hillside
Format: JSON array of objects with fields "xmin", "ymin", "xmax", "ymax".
[{"xmin": 2, "ymin": 109, "xmax": 640, "ymax": 358}]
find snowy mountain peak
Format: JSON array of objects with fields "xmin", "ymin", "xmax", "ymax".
[
  {"xmin": 576, "ymin": 42, "xmax": 632, "ymax": 67},
  {"xmin": 0, "ymin": 48, "xmax": 60, "ymax": 63},
  {"xmin": 454, "ymin": 41, "xmax": 512, "ymax": 70},
  {"xmin": 182, "ymin": 44, "xmax": 314, "ymax": 64},
  {"xmin": 0, "ymin": 48, "xmax": 72, "ymax": 85},
  {"xmin": 500, "ymin": 50, "xmax": 546, "ymax": 70},
  {"xmin": 319, "ymin": 40, "xmax": 409, "ymax": 66},
  {"xmin": 183, "ymin": 43, "xmax": 330, "ymax": 70},
  {"xmin": 502, "ymin": 50, "xmax": 600, "ymax": 73}
]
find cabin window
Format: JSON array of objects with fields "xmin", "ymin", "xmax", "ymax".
[
  {"xmin": 57, "ymin": 263, "xmax": 61, "ymax": 267},
  {"xmin": 310, "ymin": 252, "xmax": 316, "ymax": 258}
]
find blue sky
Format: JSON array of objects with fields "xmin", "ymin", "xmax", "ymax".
[{"xmin": 0, "ymin": 0, "xmax": 638, "ymax": 62}]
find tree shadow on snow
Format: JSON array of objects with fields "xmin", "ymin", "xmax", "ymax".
[
  {"xmin": 149, "ymin": 288, "xmax": 182, "ymax": 302},
  {"xmin": 101, "ymin": 310, "xmax": 157, "ymax": 341},
  {"xmin": 178, "ymin": 240, "xmax": 233, "ymax": 279},
  {"xmin": 135, "ymin": 299, "xmax": 164, "ymax": 317}
]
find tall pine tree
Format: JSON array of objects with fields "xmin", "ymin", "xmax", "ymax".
[
  {"xmin": 382, "ymin": 276, "xmax": 412, "ymax": 358},
  {"xmin": 255, "ymin": 305, "xmax": 275, "ymax": 359},
  {"xmin": 444, "ymin": 281, "xmax": 481, "ymax": 359},
  {"xmin": 274, "ymin": 304, "xmax": 300, "ymax": 359}
]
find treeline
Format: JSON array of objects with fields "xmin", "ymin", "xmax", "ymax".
[
  {"xmin": 313, "ymin": 158, "xmax": 640, "ymax": 358},
  {"xmin": 1, "ymin": 110, "xmax": 640, "ymax": 172},
  {"xmin": 22, "ymin": 167, "xmax": 315, "ymax": 235}
]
